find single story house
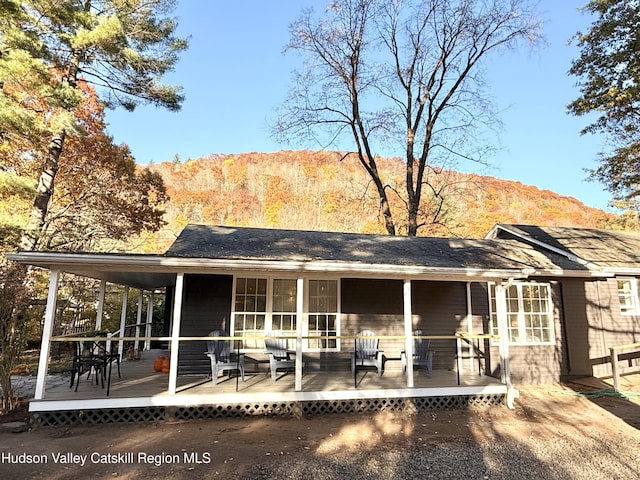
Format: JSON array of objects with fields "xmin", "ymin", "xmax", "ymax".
[{"xmin": 7, "ymin": 223, "xmax": 640, "ymax": 424}]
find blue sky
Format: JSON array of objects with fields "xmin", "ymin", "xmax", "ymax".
[{"xmin": 105, "ymin": 1, "xmax": 612, "ymax": 210}]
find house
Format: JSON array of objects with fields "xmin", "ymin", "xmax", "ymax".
[
  {"xmin": 486, "ymin": 224, "xmax": 640, "ymax": 383},
  {"xmin": 7, "ymin": 224, "xmax": 640, "ymax": 424}
]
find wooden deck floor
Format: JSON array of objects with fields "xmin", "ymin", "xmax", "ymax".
[{"xmin": 39, "ymin": 349, "xmax": 502, "ymax": 402}]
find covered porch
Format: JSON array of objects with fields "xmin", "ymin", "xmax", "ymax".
[
  {"xmin": 30, "ymin": 345, "xmax": 508, "ymax": 424},
  {"xmin": 8, "ymin": 226, "xmax": 542, "ymax": 421}
]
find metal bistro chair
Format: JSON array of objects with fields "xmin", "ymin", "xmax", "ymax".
[
  {"xmin": 93, "ymin": 333, "xmax": 121, "ymax": 395},
  {"xmin": 70, "ymin": 341, "xmax": 105, "ymax": 392},
  {"xmin": 205, "ymin": 330, "xmax": 245, "ymax": 385}
]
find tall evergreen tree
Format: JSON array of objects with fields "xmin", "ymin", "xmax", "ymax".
[
  {"xmin": 568, "ymin": 0, "xmax": 640, "ymax": 201},
  {"xmin": 0, "ymin": 0, "xmax": 188, "ymax": 250}
]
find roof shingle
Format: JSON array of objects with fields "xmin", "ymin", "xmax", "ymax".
[{"xmin": 165, "ymin": 224, "xmax": 586, "ymax": 272}]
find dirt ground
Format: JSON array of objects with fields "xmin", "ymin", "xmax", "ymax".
[{"xmin": 1, "ymin": 380, "xmax": 640, "ymax": 480}]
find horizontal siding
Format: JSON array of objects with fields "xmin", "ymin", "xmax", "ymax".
[
  {"xmin": 594, "ymin": 278, "xmax": 640, "ymax": 376},
  {"xmin": 561, "ymin": 279, "xmax": 596, "ymax": 377},
  {"xmin": 560, "ymin": 277, "xmax": 640, "ymax": 379},
  {"xmin": 488, "ymin": 280, "xmax": 565, "ymax": 384},
  {"xmin": 341, "ymin": 278, "xmax": 405, "ymax": 361},
  {"xmin": 412, "ymin": 281, "xmax": 468, "ymax": 371},
  {"xmin": 178, "ymin": 274, "xmax": 233, "ymax": 375}
]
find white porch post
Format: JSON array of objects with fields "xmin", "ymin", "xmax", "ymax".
[
  {"xmin": 118, "ymin": 286, "xmax": 129, "ymax": 359},
  {"xmin": 168, "ymin": 273, "xmax": 184, "ymax": 395},
  {"xmin": 94, "ymin": 279, "xmax": 106, "ymax": 331},
  {"xmin": 134, "ymin": 288, "xmax": 143, "ymax": 355},
  {"xmin": 403, "ymin": 279, "xmax": 414, "ymax": 388},
  {"xmin": 295, "ymin": 277, "xmax": 304, "ymax": 392},
  {"xmin": 34, "ymin": 269, "xmax": 60, "ymax": 400},
  {"xmin": 144, "ymin": 292, "xmax": 153, "ymax": 351},
  {"xmin": 496, "ymin": 281, "xmax": 517, "ymax": 408}
]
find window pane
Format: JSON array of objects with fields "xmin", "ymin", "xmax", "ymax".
[
  {"xmin": 273, "ymin": 279, "xmax": 297, "ymax": 313},
  {"xmin": 618, "ymin": 279, "xmax": 638, "ymax": 314},
  {"xmin": 257, "ymin": 295, "xmax": 267, "ymax": 311}
]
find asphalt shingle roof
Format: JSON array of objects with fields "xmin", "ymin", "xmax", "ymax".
[
  {"xmin": 494, "ymin": 224, "xmax": 640, "ymax": 269},
  {"xmin": 164, "ymin": 224, "xmax": 586, "ymax": 272}
]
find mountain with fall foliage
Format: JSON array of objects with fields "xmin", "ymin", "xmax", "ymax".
[{"xmin": 132, "ymin": 150, "xmax": 612, "ymax": 253}]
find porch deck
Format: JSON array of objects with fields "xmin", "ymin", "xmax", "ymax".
[{"xmin": 31, "ymin": 349, "xmax": 506, "ymax": 413}]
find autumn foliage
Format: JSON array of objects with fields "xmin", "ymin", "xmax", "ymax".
[{"xmin": 138, "ymin": 150, "xmax": 612, "ymax": 252}]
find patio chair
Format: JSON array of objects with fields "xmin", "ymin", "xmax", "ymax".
[
  {"xmin": 92, "ymin": 332, "xmax": 121, "ymax": 389},
  {"xmin": 401, "ymin": 330, "xmax": 433, "ymax": 375},
  {"xmin": 70, "ymin": 341, "xmax": 105, "ymax": 392},
  {"xmin": 264, "ymin": 330, "xmax": 295, "ymax": 381},
  {"xmin": 351, "ymin": 330, "xmax": 384, "ymax": 380},
  {"xmin": 205, "ymin": 330, "xmax": 245, "ymax": 385}
]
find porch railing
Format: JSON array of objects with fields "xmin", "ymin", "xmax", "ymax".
[
  {"xmin": 48, "ymin": 332, "xmax": 499, "ymax": 389},
  {"xmin": 610, "ymin": 342, "xmax": 640, "ymax": 392}
]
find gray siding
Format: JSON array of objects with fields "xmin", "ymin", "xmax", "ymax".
[
  {"xmin": 486, "ymin": 277, "xmax": 640, "ymax": 385},
  {"xmin": 412, "ymin": 281, "xmax": 469, "ymax": 371},
  {"xmin": 174, "ymin": 274, "xmax": 640, "ymax": 383},
  {"xmin": 178, "ymin": 274, "xmax": 233, "ymax": 375},
  {"xmin": 590, "ymin": 278, "xmax": 640, "ymax": 377},
  {"xmin": 341, "ymin": 278, "xmax": 404, "ymax": 370},
  {"xmin": 553, "ymin": 277, "xmax": 640, "ymax": 381},
  {"xmin": 487, "ymin": 280, "xmax": 566, "ymax": 384}
]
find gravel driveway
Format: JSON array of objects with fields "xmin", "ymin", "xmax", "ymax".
[{"xmin": 1, "ymin": 381, "xmax": 639, "ymax": 479}]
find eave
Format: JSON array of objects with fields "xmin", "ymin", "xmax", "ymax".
[{"xmin": 7, "ymin": 251, "xmax": 610, "ymax": 290}]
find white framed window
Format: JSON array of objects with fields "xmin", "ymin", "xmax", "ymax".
[
  {"xmin": 617, "ymin": 278, "xmax": 640, "ymax": 315},
  {"xmin": 489, "ymin": 282, "xmax": 555, "ymax": 345},
  {"xmin": 232, "ymin": 277, "xmax": 340, "ymax": 351},
  {"xmin": 271, "ymin": 278, "xmax": 298, "ymax": 347},
  {"xmin": 305, "ymin": 279, "xmax": 340, "ymax": 351},
  {"xmin": 233, "ymin": 277, "xmax": 268, "ymax": 349}
]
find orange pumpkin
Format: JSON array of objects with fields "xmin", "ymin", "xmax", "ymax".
[
  {"xmin": 161, "ymin": 356, "xmax": 170, "ymax": 373},
  {"xmin": 153, "ymin": 356, "xmax": 164, "ymax": 372}
]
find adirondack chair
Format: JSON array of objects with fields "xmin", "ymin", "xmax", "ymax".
[
  {"xmin": 205, "ymin": 330, "xmax": 245, "ymax": 385},
  {"xmin": 351, "ymin": 330, "xmax": 384, "ymax": 378},
  {"xmin": 401, "ymin": 330, "xmax": 433, "ymax": 375},
  {"xmin": 265, "ymin": 330, "xmax": 295, "ymax": 381}
]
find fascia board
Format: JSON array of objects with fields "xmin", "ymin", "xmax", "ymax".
[
  {"xmin": 600, "ymin": 267, "xmax": 640, "ymax": 276},
  {"xmin": 8, "ymin": 251, "xmax": 531, "ymax": 281}
]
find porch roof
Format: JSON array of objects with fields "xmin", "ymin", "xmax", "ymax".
[{"xmin": 8, "ymin": 224, "xmax": 595, "ymax": 289}]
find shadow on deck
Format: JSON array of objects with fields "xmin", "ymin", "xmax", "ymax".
[
  {"xmin": 30, "ymin": 350, "xmax": 507, "ymax": 425},
  {"xmin": 38, "ymin": 349, "xmax": 503, "ymax": 401}
]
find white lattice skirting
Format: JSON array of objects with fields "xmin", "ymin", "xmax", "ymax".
[{"xmin": 31, "ymin": 394, "xmax": 504, "ymax": 426}]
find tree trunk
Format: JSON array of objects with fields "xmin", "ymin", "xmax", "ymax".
[
  {"xmin": 0, "ymin": 262, "xmax": 28, "ymax": 412},
  {"xmin": 20, "ymin": 130, "xmax": 66, "ymax": 251},
  {"xmin": 378, "ymin": 185, "xmax": 396, "ymax": 236}
]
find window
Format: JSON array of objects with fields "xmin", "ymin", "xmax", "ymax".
[
  {"xmin": 489, "ymin": 282, "xmax": 554, "ymax": 345},
  {"xmin": 234, "ymin": 278, "xmax": 267, "ymax": 349},
  {"xmin": 271, "ymin": 279, "xmax": 298, "ymax": 348},
  {"xmin": 232, "ymin": 277, "xmax": 340, "ymax": 351},
  {"xmin": 306, "ymin": 280, "xmax": 339, "ymax": 350},
  {"xmin": 617, "ymin": 278, "xmax": 639, "ymax": 315}
]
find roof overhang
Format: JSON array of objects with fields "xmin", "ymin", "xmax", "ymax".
[{"xmin": 5, "ymin": 251, "xmax": 571, "ymax": 287}]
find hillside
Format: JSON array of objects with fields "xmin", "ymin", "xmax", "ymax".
[{"xmin": 135, "ymin": 150, "xmax": 612, "ymax": 253}]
